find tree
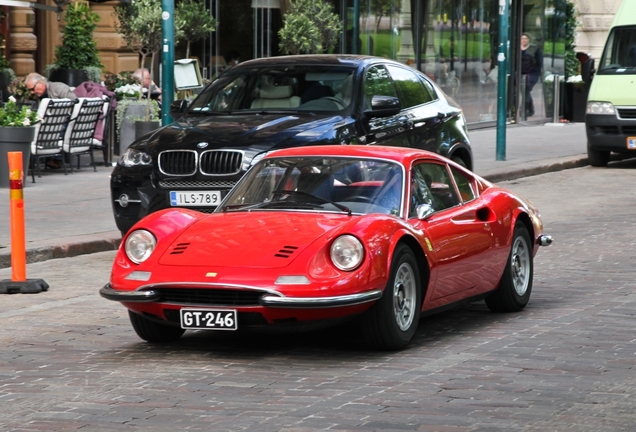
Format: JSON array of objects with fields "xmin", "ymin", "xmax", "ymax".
[
  {"xmin": 278, "ymin": 0, "xmax": 342, "ymax": 55},
  {"xmin": 53, "ymin": 0, "xmax": 102, "ymax": 80},
  {"xmin": 114, "ymin": 0, "xmax": 162, "ymax": 121},
  {"xmin": 175, "ymin": 0, "xmax": 217, "ymax": 58}
]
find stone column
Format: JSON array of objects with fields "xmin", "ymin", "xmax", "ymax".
[
  {"xmin": 9, "ymin": 3, "xmax": 37, "ymax": 77},
  {"xmin": 397, "ymin": 0, "xmax": 414, "ymax": 64}
]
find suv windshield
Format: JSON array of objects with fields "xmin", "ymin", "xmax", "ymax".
[
  {"xmin": 598, "ymin": 26, "xmax": 636, "ymax": 74},
  {"xmin": 189, "ymin": 65, "xmax": 357, "ymax": 114}
]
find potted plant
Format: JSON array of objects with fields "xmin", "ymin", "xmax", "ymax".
[
  {"xmin": 278, "ymin": 0, "xmax": 341, "ymax": 55},
  {"xmin": 48, "ymin": 0, "xmax": 103, "ymax": 87},
  {"xmin": 0, "ymin": 96, "xmax": 39, "ymax": 188},
  {"xmin": 175, "ymin": 0, "xmax": 217, "ymax": 58},
  {"xmin": 562, "ymin": 0, "xmax": 586, "ymax": 122}
]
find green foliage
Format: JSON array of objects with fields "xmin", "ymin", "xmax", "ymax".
[
  {"xmin": 564, "ymin": 0, "xmax": 579, "ymax": 79},
  {"xmin": 0, "ymin": 97, "xmax": 38, "ymax": 127},
  {"xmin": 116, "ymin": 98, "xmax": 160, "ymax": 139},
  {"xmin": 8, "ymin": 79, "xmax": 34, "ymax": 102},
  {"xmin": 54, "ymin": 0, "xmax": 102, "ymax": 70},
  {"xmin": 175, "ymin": 0, "xmax": 217, "ymax": 58},
  {"xmin": 279, "ymin": 0, "xmax": 342, "ymax": 55}
]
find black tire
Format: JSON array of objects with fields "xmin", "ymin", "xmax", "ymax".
[
  {"xmin": 451, "ymin": 155, "xmax": 467, "ymax": 168},
  {"xmin": 485, "ymin": 223, "xmax": 533, "ymax": 312},
  {"xmin": 360, "ymin": 244, "xmax": 422, "ymax": 350},
  {"xmin": 128, "ymin": 310, "xmax": 185, "ymax": 342},
  {"xmin": 587, "ymin": 141, "xmax": 610, "ymax": 167}
]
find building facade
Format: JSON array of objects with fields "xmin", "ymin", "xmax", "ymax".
[{"xmin": 2, "ymin": 0, "xmax": 623, "ymax": 126}]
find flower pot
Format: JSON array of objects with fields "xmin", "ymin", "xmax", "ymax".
[
  {"xmin": 563, "ymin": 82, "xmax": 588, "ymax": 123},
  {"xmin": 48, "ymin": 68, "xmax": 89, "ymax": 88},
  {"xmin": 0, "ymin": 126, "xmax": 35, "ymax": 188},
  {"xmin": 135, "ymin": 121, "xmax": 160, "ymax": 140}
]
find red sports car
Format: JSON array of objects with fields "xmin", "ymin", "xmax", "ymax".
[{"xmin": 100, "ymin": 145, "xmax": 552, "ymax": 350}]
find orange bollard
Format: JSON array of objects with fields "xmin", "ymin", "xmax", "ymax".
[
  {"xmin": 0, "ymin": 151, "xmax": 48, "ymax": 294},
  {"xmin": 8, "ymin": 151, "xmax": 26, "ymax": 281}
]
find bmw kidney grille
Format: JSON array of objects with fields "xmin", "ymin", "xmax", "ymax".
[{"xmin": 158, "ymin": 150, "xmax": 243, "ymax": 176}]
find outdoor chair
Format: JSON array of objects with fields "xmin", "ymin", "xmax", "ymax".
[
  {"xmin": 62, "ymin": 97, "xmax": 104, "ymax": 172},
  {"xmin": 30, "ymin": 98, "xmax": 75, "ymax": 183},
  {"xmin": 90, "ymin": 95, "xmax": 114, "ymax": 165}
]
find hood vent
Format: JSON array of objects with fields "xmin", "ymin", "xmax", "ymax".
[
  {"xmin": 170, "ymin": 243, "xmax": 191, "ymax": 255},
  {"xmin": 274, "ymin": 245, "xmax": 298, "ymax": 258}
]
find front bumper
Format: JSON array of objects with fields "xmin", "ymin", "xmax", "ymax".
[
  {"xmin": 586, "ymin": 113, "xmax": 636, "ymax": 153},
  {"xmin": 100, "ymin": 284, "xmax": 382, "ymax": 308}
]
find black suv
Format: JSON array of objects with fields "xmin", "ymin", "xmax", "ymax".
[{"xmin": 111, "ymin": 54, "xmax": 473, "ymax": 234}]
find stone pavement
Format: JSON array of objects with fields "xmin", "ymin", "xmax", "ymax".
[{"xmin": 0, "ymin": 122, "xmax": 588, "ymax": 269}]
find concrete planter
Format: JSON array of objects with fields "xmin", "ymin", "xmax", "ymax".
[{"xmin": 0, "ymin": 126, "xmax": 35, "ymax": 188}]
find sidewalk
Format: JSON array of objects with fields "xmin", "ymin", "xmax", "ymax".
[{"xmin": 0, "ymin": 122, "xmax": 588, "ymax": 269}]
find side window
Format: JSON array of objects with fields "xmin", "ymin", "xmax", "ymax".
[
  {"xmin": 386, "ymin": 65, "xmax": 434, "ymax": 109},
  {"xmin": 410, "ymin": 163, "xmax": 459, "ymax": 216},
  {"xmin": 363, "ymin": 65, "xmax": 397, "ymax": 110},
  {"xmin": 421, "ymin": 78, "xmax": 438, "ymax": 102},
  {"xmin": 450, "ymin": 167, "xmax": 477, "ymax": 202}
]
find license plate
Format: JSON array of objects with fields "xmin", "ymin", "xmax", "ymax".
[
  {"xmin": 628, "ymin": 137, "xmax": 636, "ymax": 150},
  {"xmin": 170, "ymin": 190, "xmax": 221, "ymax": 206},
  {"xmin": 180, "ymin": 309, "xmax": 237, "ymax": 330}
]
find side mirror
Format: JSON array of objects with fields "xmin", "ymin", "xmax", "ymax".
[
  {"xmin": 169, "ymin": 99, "xmax": 188, "ymax": 115},
  {"xmin": 416, "ymin": 203, "xmax": 435, "ymax": 219},
  {"xmin": 364, "ymin": 95, "xmax": 401, "ymax": 118},
  {"xmin": 582, "ymin": 58, "xmax": 595, "ymax": 85}
]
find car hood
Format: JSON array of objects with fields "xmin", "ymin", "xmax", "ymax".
[
  {"xmin": 158, "ymin": 211, "xmax": 351, "ymax": 269},
  {"xmin": 138, "ymin": 113, "xmax": 346, "ymax": 155}
]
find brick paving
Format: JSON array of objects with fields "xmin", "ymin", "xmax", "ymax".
[{"xmin": 0, "ymin": 161, "xmax": 635, "ymax": 431}]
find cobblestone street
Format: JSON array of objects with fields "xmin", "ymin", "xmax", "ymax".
[{"xmin": 0, "ymin": 162, "xmax": 635, "ymax": 431}]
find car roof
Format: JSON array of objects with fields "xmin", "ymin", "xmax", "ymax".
[
  {"xmin": 264, "ymin": 145, "xmax": 446, "ymax": 166},
  {"xmin": 233, "ymin": 54, "xmax": 406, "ymax": 70}
]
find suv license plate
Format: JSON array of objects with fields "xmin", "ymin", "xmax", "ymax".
[
  {"xmin": 180, "ymin": 309, "xmax": 237, "ymax": 330},
  {"xmin": 170, "ymin": 191, "xmax": 221, "ymax": 206},
  {"xmin": 627, "ymin": 137, "xmax": 636, "ymax": 150}
]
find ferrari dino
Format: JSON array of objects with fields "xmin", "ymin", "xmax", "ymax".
[{"xmin": 100, "ymin": 145, "xmax": 552, "ymax": 350}]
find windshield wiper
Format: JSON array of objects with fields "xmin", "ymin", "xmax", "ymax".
[{"xmin": 272, "ymin": 189, "xmax": 352, "ymax": 216}]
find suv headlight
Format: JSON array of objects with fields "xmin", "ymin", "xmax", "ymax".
[
  {"xmin": 125, "ymin": 229, "xmax": 156, "ymax": 264},
  {"xmin": 119, "ymin": 148, "xmax": 153, "ymax": 167},
  {"xmin": 330, "ymin": 235, "xmax": 364, "ymax": 271},
  {"xmin": 587, "ymin": 101, "xmax": 615, "ymax": 115}
]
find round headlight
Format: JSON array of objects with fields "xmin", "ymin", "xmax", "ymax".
[
  {"xmin": 125, "ymin": 229, "xmax": 156, "ymax": 264},
  {"xmin": 330, "ymin": 235, "xmax": 364, "ymax": 271}
]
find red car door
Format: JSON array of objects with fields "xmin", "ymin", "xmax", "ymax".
[{"xmin": 408, "ymin": 162, "xmax": 497, "ymax": 302}]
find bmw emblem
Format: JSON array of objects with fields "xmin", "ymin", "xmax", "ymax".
[{"xmin": 197, "ymin": 142, "xmax": 209, "ymax": 149}]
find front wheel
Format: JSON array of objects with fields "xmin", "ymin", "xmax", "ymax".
[
  {"xmin": 360, "ymin": 244, "xmax": 422, "ymax": 350},
  {"xmin": 485, "ymin": 223, "xmax": 533, "ymax": 312},
  {"xmin": 587, "ymin": 141, "xmax": 610, "ymax": 167},
  {"xmin": 128, "ymin": 310, "xmax": 185, "ymax": 342}
]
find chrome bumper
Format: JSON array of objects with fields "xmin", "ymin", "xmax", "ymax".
[
  {"xmin": 538, "ymin": 235, "xmax": 553, "ymax": 246},
  {"xmin": 100, "ymin": 283, "xmax": 383, "ymax": 308}
]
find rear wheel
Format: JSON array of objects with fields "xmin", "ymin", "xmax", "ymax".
[
  {"xmin": 485, "ymin": 224, "xmax": 533, "ymax": 312},
  {"xmin": 587, "ymin": 141, "xmax": 610, "ymax": 167},
  {"xmin": 128, "ymin": 310, "xmax": 185, "ymax": 342},
  {"xmin": 360, "ymin": 244, "xmax": 421, "ymax": 350}
]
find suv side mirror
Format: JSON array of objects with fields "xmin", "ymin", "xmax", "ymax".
[
  {"xmin": 364, "ymin": 95, "xmax": 401, "ymax": 118},
  {"xmin": 582, "ymin": 58, "xmax": 595, "ymax": 85},
  {"xmin": 169, "ymin": 99, "xmax": 188, "ymax": 115}
]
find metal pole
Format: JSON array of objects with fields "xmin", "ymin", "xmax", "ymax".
[
  {"xmin": 161, "ymin": 0, "xmax": 175, "ymax": 126},
  {"xmin": 553, "ymin": 75, "xmax": 561, "ymax": 123},
  {"xmin": 495, "ymin": 0, "xmax": 508, "ymax": 161},
  {"xmin": 353, "ymin": 0, "xmax": 359, "ymax": 53}
]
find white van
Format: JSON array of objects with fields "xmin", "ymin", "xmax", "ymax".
[{"xmin": 584, "ymin": 0, "xmax": 636, "ymax": 166}]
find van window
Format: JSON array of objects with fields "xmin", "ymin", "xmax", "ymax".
[{"xmin": 598, "ymin": 26, "xmax": 636, "ymax": 74}]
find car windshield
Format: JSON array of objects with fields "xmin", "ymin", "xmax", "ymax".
[
  {"xmin": 189, "ymin": 65, "xmax": 356, "ymax": 114},
  {"xmin": 598, "ymin": 26, "xmax": 636, "ymax": 74},
  {"xmin": 219, "ymin": 156, "xmax": 404, "ymax": 217}
]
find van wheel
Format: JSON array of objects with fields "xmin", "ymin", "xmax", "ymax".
[{"xmin": 587, "ymin": 141, "xmax": 610, "ymax": 167}]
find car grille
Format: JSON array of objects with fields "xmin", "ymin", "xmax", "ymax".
[
  {"xmin": 617, "ymin": 108, "xmax": 636, "ymax": 120},
  {"xmin": 150, "ymin": 288, "xmax": 269, "ymax": 306},
  {"xmin": 158, "ymin": 150, "xmax": 243, "ymax": 176}
]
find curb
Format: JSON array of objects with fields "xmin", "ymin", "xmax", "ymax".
[
  {"xmin": 0, "ymin": 236, "xmax": 121, "ymax": 270},
  {"xmin": 483, "ymin": 157, "xmax": 589, "ymax": 183}
]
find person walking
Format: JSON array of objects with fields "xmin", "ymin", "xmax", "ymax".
[{"xmin": 520, "ymin": 33, "xmax": 543, "ymax": 117}]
